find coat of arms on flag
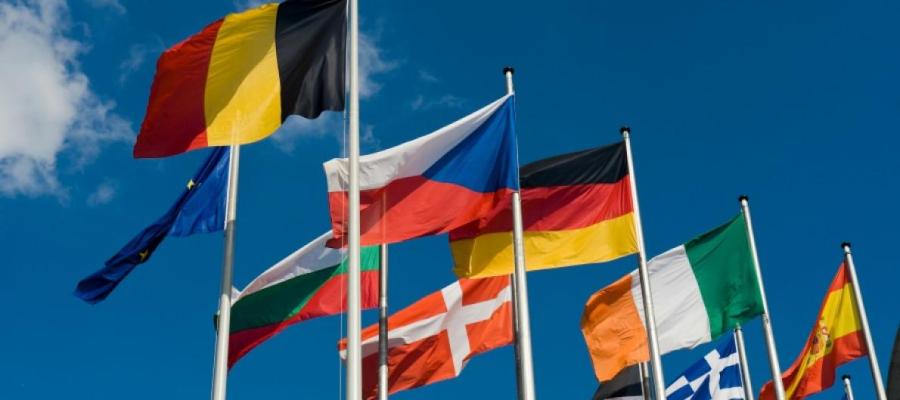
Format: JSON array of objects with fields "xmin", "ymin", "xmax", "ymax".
[{"xmin": 666, "ymin": 334, "xmax": 746, "ymax": 400}]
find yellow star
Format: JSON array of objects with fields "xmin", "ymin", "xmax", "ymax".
[
  {"xmin": 139, "ymin": 249, "xmax": 150, "ymax": 262},
  {"xmin": 187, "ymin": 179, "xmax": 196, "ymax": 190}
]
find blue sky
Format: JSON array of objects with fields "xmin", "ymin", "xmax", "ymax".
[{"xmin": 1, "ymin": 0, "xmax": 898, "ymax": 399}]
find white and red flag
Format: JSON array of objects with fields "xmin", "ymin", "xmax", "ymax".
[{"xmin": 339, "ymin": 276, "xmax": 513, "ymax": 399}]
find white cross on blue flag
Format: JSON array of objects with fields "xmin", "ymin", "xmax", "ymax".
[{"xmin": 665, "ymin": 334, "xmax": 745, "ymax": 400}]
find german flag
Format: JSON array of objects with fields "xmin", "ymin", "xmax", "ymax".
[
  {"xmin": 450, "ymin": 141, "xmax": 638, "ymax": 278},
  {"xmin": 759, "ymin": 263, "xmax": 867, "ymax": 400},
  {"xmin": 134, "ymin": 0, "xmax": 346, "ymax": 158}
]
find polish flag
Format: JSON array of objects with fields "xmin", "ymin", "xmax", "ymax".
[{"xmin": 339, "ymin": 277, "xmax": 514, "ymax": 399}]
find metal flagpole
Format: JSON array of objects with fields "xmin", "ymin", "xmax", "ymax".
[
  {"xmin": 842, "ymin": 243, "xmax": 888, "ymax": 400},
  {"xmin": 346, "ymin": 0, "xmax": 363, "ymax": 398},
  {"xmin": 739, "ymin": 196, "xmax": 786, "ymax": 400},
  {"xmin": 638, "ymin": 362, "xmax": 651, "ymax": 400},
  {"xmin": 734, "ymin": 326, "xmax": 755, "ymax": 400},
  {"xmin": 842, "ymin": 375, "xmax": 856, "ymax": 400},
  {"xmin": 504, "ymin": 66, "xmax": 537, "ymax": 400},
  {"xmin": 620, "ymin": 127, "xmax": 667, "ymax": 400},
  {"xmin": 377, "ymin": 244, "xmax": 389, "ymax": 400},
  {"xmin": 211, "ymin": 144, "xmax": 241, "ymax": 400}
]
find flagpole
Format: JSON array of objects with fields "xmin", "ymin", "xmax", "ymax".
[
  {"xmin": 377, "ymin": 244, "xmax": 389, "ymax": 400},
  {"xmin": 211, "ymin": 144, "xmax": 240, "ymax": 400},
  {"xmin": 842, "ymin": 375, "xmax": 856, "ymax": 400},
  {"xmin": 638, "ymin": 362, "xmax": 651, "ymax": 400},
  {"xmin": 842, "ymin": 242, "xmax": 888, "ymax": 400},
  {"xmin": 738, "ymin": 196, "xmax": 786, "ymax": 400},
  {"xmin": 734, "ymin": 326, "xmax": 755, "ymax": 400},
  {"xmin": 620, "ymin": 126, "xmax": 667, "ymax": 400},
  {"xmin": 346, "ymin": 0, "xmax": 363, "ymax": 398},
  {"xmin": 504, "ymin": 66, "xmax": 537, "ymax": 400}
]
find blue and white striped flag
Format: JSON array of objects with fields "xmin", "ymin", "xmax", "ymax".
[{"xmin": 666, "ymin": 334, "xmax": 745, "ymax": 400}]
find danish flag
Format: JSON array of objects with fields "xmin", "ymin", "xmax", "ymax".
[{"xmin": 339, "ymin": 276, "xmax": 514, "ymax": 399}]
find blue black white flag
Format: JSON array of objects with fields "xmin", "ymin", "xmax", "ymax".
[
  {"xmin": 75, "ymin": 147, "xmax": 230, "ymax": 303},
  {"xmin": 666, "ymin": 334, "xmax": 745, "ymax": 400}
]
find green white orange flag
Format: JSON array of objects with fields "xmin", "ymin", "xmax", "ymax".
[
  {"xmin": 759, "ymin": 263, "xmax": 866, "ymax": 400},
  {"xmin": 227, "ymin": 232, "xmax": 379, "ymax": 368},
  {"xmin": 581, "ymin": 214, "xmax": 764, "ymax": 382}
]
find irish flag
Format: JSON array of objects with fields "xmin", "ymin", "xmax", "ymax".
[
  {"xmin": 228, "ymin": 232, "xmax": 380, "ymax": 368},
  {"xmin": 581, "ymin": 214, "xmax": 764, "ymax": 382}
]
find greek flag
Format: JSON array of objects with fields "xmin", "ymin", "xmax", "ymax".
[{"xmin": 666, "ymin": 334, "xmax": 745, "ymax": 400}]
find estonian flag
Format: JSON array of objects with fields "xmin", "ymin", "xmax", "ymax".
[{"xmin": 75, "ymin": 147, "xmax": 230, "ymax": 303}]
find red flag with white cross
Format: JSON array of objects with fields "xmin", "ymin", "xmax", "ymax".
[{"xmin": 339, "ymin": 276, "xmax": 513, "ymax": 399}]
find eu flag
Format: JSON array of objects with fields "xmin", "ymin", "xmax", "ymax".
[{"xmin": 75, "ymin": 147, "xmax": 230, "ymax": 304}]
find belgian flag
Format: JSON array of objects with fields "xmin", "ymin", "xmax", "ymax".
[
  {"xmin": 450, "ymin": 141, "xmax": 639, "ymax": 278},
  {"xmin": 134, "ymin": 0, "xmax": 346, "ymax": 158}
]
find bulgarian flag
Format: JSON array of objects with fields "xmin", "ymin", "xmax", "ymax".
[
  {"xmin": 227, "ymin": 232, "xmax": 380, "ymax": 368},
  {"xmin": 581, "ymin": 214, "xmax": 764, "ymax": 382}
]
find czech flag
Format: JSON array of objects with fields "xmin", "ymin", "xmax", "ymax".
[
  {"xmin": 323, "ymin": 95, "xmax": 519, "ymax": 246},
  {"xmin": 134, "ymin": 0, "xmax": 347, "ymax": 158}
]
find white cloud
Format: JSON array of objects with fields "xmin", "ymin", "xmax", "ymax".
[
  {"xmin": 86, "ymin": 179, "xmax": 116, "ymax": 206},
  {"xmin": 358, "ymin": 31, "xmax": 397, "ymax": 98},
  {"xmin": 272, "ymin": 114, "xmax": 342, "ymax": 153},
  {"xmin": 418, "ymin": 69, "xmax": 439, "ymax": 83},
  {"xmin": 0, "ymin": 0, "xmax": 132, "ymax": 197},
  {"xmin": 272, "ymin": 114, "xmax": 380, "ymax": 154},
  {"xmin": 410, "ymin": 94, "xmax": 466, "ymax": 111},
  {"xmin": 85, "ymin": 0, "xmax": 125, "ymax": 15},
  {"xmin": 118, "ymin": 40, "xmax": 163, "ymax": 85}
]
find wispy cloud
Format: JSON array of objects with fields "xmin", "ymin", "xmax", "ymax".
[
  {"xmin": 410, "ymin": 94, "xmax": 466, "ymax": 111},
  {"xmin": 86, "ymin": 180, "xmax": 117, "ymax": 206},
  {"xmin": 358, "ymin": 31, "xmax": 398, "ymax": 98},
  {"xmin": 0, "ymin": 0, "xmax": 132, "ymax": 198},
  {"xmin": 272, "ymin": 114, "xmax": 380, "ymax": 154},
  {"xmin": 418, "ymin": 69, "xmax": 439, "ymax": 83},
  {"xmin": 118, "ymin": 40, "xmax": 164, "ymax": 85},
  {"xmin": 86, "ymin": 0, "xmax": 126, "ymax": 15}
]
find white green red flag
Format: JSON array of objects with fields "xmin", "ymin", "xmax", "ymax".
[
  {"xmin": 339, "ymin": 276, "xmax": 513, "ymax": 399},
  {"xmin": 228, "ymin": 232, "xmax": 379, "ymax": 368}
]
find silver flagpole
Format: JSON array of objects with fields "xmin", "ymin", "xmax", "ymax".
[
  {"xmin": 638, "ymin": 362, "xmax": 651, "ymax": 400},
  {"xmin": 734, "ymin": 326, "xmax": 755, "ymax": 400},
  {"xmin": 620, "ymin": 127, "xmax": 667, "ymax": 400},
  {"xmin": 842, "ymin": 243, "xmax": 888, "ymax": 400},
  {"xmin": 738, "ymin": 196, "xmax": 786, "ymax": 400},
  {"xmin": 211, "ymin": 144, "xmax": 241, "ymax": 400},
  {"xmin": 842, "ymin": 375, "xmax": 856, "ymax": 400},
  {"xmin": 346, "ymin": 0, "xmax": 363, "ymax": 398},
  {"xmin": 504, "ymin": 66, "xmax": 537, "ymax": 400},
  {"xmin": 377, "ymin": 244, "xmax": 389, "ymax": 400}
]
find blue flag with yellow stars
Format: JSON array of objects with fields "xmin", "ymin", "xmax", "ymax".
[{"xmin": 75, "ymin": 147, "xmax": 230, "ymax": 304}]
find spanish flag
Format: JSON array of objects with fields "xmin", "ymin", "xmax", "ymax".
[
  {"xmin": 450, "ymin": 141, "xmax": 638, "ymax": 278},
  {"xmin": 760, "ymin": 263, "xmax": 867, "ymax": 400},
  {"xmin": 134, "ymin": 0, "xmax": 347, "ymax": 158}
]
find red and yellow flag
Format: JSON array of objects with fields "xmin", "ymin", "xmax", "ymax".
[{"xmin": 760, "ymin": 263, "xmax": 867, "ymax": 399}]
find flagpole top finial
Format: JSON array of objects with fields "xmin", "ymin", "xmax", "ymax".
[
  {"xmin": 738, "ymin": 195, "xmax": 750, "ymax": 203},
  {"xmin": 503, "ymin": 66, "xmax": 515, "ymax": 75},
  {"xmin": 842, "ymin": 374, "xmax": 851, "ymax": 380},
  {"xmin": 619, "ymin": 126, "xmax": 631, "ymax": 135},
  {"xmin": 841, "ymin": 241, "xmax": 852, "ymax": 250}
]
